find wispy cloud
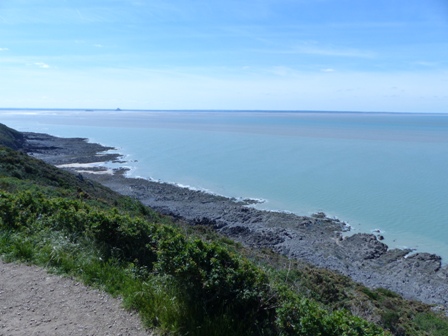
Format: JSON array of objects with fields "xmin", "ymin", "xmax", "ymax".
[
  {"xmin": 326, "ymin": 21, "xmax": 407, "ymax": 29},
  {"xmin": 293, "ymin": 45, "xmax": 375, "ymax": 58},
  {"xmin": 411, "ymin": 61, "xmax": 438, "ymax": 67},
  {"xmin": 0, "ymin": 48, "xmax": 9, "ymax": 51},
  {"xmin": 268, "ymin": 66, "xmax": 297, "ymax": 77},
  {"xmin": 76, "ymin": 9, "xmax": 85, "ymax": 21},
  {"xmin": 34, "ymin": 62, "xmax": 50, "ymax": 69},
  {"xmin": 321, "ymin": 68, "xmax": 336, "ymax": 73},
  {"xmin": 253, "ymin": 43, "xmax": 375, "ymax": 59}
]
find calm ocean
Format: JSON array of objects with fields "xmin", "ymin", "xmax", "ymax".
[{"xmin": 2, "ymin": 110, "xmax": 448, "ymax": 262}]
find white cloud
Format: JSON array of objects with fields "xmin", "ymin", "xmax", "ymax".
[
  {"xmin": 94, "ymin": 44, "xmax": 103, "ymax": 48},
  {"xmin": 34, "ymin": 62, "xmax": 50, "ymax": 69},
  {"xmin": 0, "ymin": 48, "xmax": 9, "ymax": 51},
  {"xmin": 254, "ymin": 43, "xmax": 376, "ymax": 59},
  {"xmin": 76, "ymin": 9, "xmax": 84, "ymax": 21},
  {"xmin": 412, "ymin": 61, "xmax": 438, "ymax": 67},
  {"xmin": 269, "ymin": 66, "xmax": 297, "ymax": 77},
  {"xmin": 321, "ymin": 68, "xmax": 335, "ymax": 73},
  {"xmin": 294, "ymin": 45, "xmax": 375, "ymax": 58}
]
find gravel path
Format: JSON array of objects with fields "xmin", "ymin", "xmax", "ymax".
[{"xmin": 0, "ymin": 260, "xmax": 153, "ymax": 336}]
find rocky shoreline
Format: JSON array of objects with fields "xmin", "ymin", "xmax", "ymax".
[{"xmin": 22, "ymin": 131, "xmax": 448, "ymax": 311}]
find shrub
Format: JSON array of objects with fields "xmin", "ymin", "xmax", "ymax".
[
  {"xmin": 414, "ymin": 312, "xmax": 448, "ymax": 336},
  {"xmin": 155, "ymin": 236, "xmax": 275, "ymax": 327}
]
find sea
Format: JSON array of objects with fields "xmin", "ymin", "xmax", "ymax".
[{"xmin": 2, "ymin": 109, "xmax": 448, "ymax": 262}]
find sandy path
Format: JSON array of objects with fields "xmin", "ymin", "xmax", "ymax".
[{"xmin": 0, "ymin": 260, "xmax": 153, "ymax": 336}]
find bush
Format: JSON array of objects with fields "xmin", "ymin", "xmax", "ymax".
[
  {"xmin": 275, "ymin": 286, "xmax": 388, "ymax": 336},
  {"xmin": 414, "ymin": 313, "xmax": 448, "ymax": 336},
  {"xmin": 155, "ymin": 236, "xmax": 275, "ymax": 327}
]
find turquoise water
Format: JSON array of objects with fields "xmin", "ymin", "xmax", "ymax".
[{"xmin": 2, "ymin": 110, "xmax": 448, "ymax": 261}]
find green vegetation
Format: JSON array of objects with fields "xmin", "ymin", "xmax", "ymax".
[
  {"xmin": 0, "ymin": 123, "xmax": 24, "ymax": 150},
  {"xmin": 0, "ymin": 137, "xmax": 447, "ymax": 335}
]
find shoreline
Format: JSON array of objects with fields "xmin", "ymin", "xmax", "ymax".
[{"xmin": 22, "ymin": 131, "xmax": 448, "ymax": 311}]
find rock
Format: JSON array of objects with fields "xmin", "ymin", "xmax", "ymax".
[
  {"xmin": 312, "ymin": 212, "xmax": 326, "ymax": 219},
  {"xmin": 405, "ymin": 253, "xmax": 442, "ymax": 273},
  {"xmin": 340, "ymin": 234, "xmax": 388, "ymax": 260}
]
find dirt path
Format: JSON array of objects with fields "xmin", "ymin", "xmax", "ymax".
[{"xmin": 0, "ymin": 260, "xmax": 154, "ymax": 336}]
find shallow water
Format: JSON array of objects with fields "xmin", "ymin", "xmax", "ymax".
[{"xmin": 2, "ymin": 109, "xmax": 448, "ymax": 261}]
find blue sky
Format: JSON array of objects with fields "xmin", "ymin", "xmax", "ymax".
[{"xmin": 0, "ymin": 0, "xmax": 447, "ymax": 112}]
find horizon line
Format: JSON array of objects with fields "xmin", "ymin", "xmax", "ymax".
[{"xmin": 1, "ymin": 107, "xmax": 447, "ymax": 115}]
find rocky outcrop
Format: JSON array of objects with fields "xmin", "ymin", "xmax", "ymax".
[
  {"xmin": 340, "ymin": 234, "xmax": 388, "ymax": 260},
  {"xmin": 22, "ymin": 133, "xmax": 121, "ymax": 165}
]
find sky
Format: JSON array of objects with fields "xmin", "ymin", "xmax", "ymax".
[{"xmin": 0, "ymin": 0, "xmax": 447, "ymax": 112}]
